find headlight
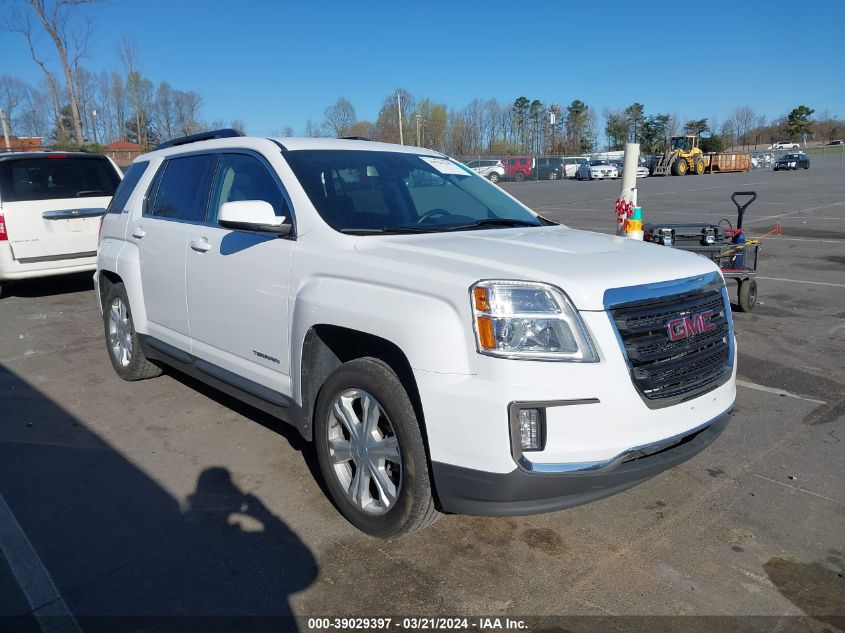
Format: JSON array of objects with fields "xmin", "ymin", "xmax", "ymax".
[{"xmin": 470, "ymin": 281, "xmax": 598, "ymax": 361}]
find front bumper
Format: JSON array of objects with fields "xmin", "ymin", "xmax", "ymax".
[{"xmin": 433, "ymin": 409, "xmax": 730, "ymax": 516}]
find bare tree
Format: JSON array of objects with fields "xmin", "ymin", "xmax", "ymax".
[
  {"xmin": 303, "ymin": 119, "xmax": 322, "ymax": 137},
  {"xmin": 153, "ymin": 81, "xmax": 176, "ymax": 142},
  {"xmin": 25, "ymin": 0, "xmax": 102, "ymax": 145},
  {"xmin": 728, "ymin": 106, "xmax": 756, "ymax": 149},
  {"xmin": 5, "ymin": 8, "xmax": 67, "ymax": 141},
  {"xmin": 172, "ymin": 90, "xmax": 203, "ymax": 136},
  {"xmin": 321, "ymin": 97, "xmax": 356, "ymax": 137}
]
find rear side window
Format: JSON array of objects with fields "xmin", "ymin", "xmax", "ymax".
[
  {"xmin": 147, "ymin": 154, "xmax": 216, "ymax": 222},
  {"xmin": 106, "ymin": 161, "xmax": 148, "ymax": 214},
  {"xmin": 0, "ymin": 156, "xmax": 120, "ymax": 202}
]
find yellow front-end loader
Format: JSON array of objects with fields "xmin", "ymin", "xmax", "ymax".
[{"xmin": 650, "ymin": 135, "xmax": 706, "ymax": 176}]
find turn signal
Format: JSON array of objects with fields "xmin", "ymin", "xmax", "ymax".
[
  {"xmin": 477, "ymin": 316, "xmax": 495, "ymax": 349},
  {"xmin": 473, "ymin": 286, "xmax": 489, "ymax": 312}
]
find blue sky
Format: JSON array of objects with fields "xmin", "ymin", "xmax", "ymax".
[{"xmin": 2, "ymin": 0, "xmax": 843, "ymax": 135}]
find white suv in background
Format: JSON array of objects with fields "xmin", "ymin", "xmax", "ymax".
[
  {"xmin": 464, "ymin": 159, "xmax": 505, "ymax": 183},
  {"xmin": 96, "ymin": 130, "xmax": 736, "ymax": 538},
  {"xmin": 0, "ymin": 151, "xmax": 122, "ymax": 297}
]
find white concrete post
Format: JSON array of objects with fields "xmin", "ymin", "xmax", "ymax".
[{"xmin": 616, "ymin": 142, "xmax": 640, "ymax": 235}]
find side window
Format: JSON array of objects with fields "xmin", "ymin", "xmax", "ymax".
[
  {"xmin": 106, "ymin": 161, "xmax": 148, "ymax": 214},
  {"xmin": 208, "ymin": 153, "xmax": 289, "ymax": 223},
  {"xmin": 147, "ymin": 154, "xmax": 216, "ymax": 222},
  {"xmin": 508, "ymin": 159, "xmax": 515, "ymax": 166}
]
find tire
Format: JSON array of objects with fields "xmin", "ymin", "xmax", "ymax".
[
  {"xmin": 738, "ymin": 279, "xmax": 757, "ymax": 312},
  {"xmin": 103, "ymin": 282, "xmax": 162, "ymax": 381},
  {"xmin": 677, "ymin": 159, "xmax": 689, "ymax": 175},
  {"xmin": 488, "ymin": 172, "xmax": 500, "ymax": 183},
  {"xmin": 574, "ymin": 171, "xmax": 581, "ymax": 180},
  {"xmin": 513, "ymin": 171, "xmax": 525, "ymax": 182},
  {"xmin": 694, "ymin": 158, "xmax": 705, "ymax": 175},
  {"xmin": 314, "ymin": 357, "xmax": 439, "ymax": 538},
  {"xmin": 548, "ymin": 171, "xmax": 559, "ymax": 180}
]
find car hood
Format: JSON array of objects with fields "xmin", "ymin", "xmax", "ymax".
[
  {"xmin": 591, "ymin": 164, "xmax": 616, "ymax": 171},
  {"xmin": 354, "ymin": 225, "xmax": 719, "ymax": 310}
]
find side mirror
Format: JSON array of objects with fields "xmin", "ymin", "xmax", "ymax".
[{"xmin": 218, "ymin": 200, "xmax": 291, "ymax": 236}]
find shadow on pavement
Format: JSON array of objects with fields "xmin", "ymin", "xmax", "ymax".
[
  {"xmin": 0, "ymin": 272, "xmax": 94, "ymax": 299},
  {"xmin": 0, "ymin": 363, "xmax": 317, "ymax": 633}
]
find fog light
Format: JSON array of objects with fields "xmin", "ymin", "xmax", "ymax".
[{"xmin": 518, "ymin": 408, "xmax": 545, "ymax": 451}]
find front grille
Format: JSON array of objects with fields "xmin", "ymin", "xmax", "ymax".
[{"xmin": 610, "ymin": 289, "xmax": 731, "ymax": 404}]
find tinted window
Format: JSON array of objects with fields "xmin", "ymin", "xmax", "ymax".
[
  {"xmin": 519, "ymin": 159, "xmax": 527, "ymax": 165},
  {"xmin": 208, "ymin": 153, "xmax": 289, "ymax": 223},
  {"xmin": 0, "ymin": 156, "xmax": 120, "ymax": 202},
  {"xmin": 283, "ymin": 150, "xmax": 540, "ymax": 233},
  {"xmin": 148, "ymin": 154, "xmax": 216, "ymax": 222},
  {"xmin": 106, "ymin": 161, "xmax": 148, "ymax": 214}
]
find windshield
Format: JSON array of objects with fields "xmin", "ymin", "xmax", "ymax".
[
  {"xmin": 0, "ymin": 156, "xmax": 120, "ymax": 202},
  {"xmin": 590, "ymin": 160, "xmax": 608, "ymax": 166},
  {"xmin": 284, "ymin": 150, "xmax": 543, "ymax": 234}
]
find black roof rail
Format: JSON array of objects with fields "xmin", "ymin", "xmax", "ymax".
[
  {"xmin": 156, "ymin": 128, "xmax": 244, "ymax": 151},
  {"xmin": 340, "ymin": 136, "xmax": 371, "ymax": 141}
]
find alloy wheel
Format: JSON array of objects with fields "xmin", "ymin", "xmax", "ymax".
[
  {"xmin": 108, "ymin": 297, "xmax": 133, "ymax": 367},
  {"xmin": 327, "ymin": 389, "xmax": 402, "ymax": 515}
]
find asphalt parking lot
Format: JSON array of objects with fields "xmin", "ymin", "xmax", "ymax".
[{"xmin": 1, "ymin": 166, "xmax": 843, "ymax": 632}]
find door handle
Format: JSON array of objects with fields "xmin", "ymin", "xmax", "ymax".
[
  {"xmin": 190, "ymin": 237, "xmax": 211, "ymax": 253},
  {"xmin": 131, "ymin": 226, "xmax": 145, "ymax": 239}
]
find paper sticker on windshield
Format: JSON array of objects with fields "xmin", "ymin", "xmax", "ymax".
[{"xmin": 419, "ymin": 156, "xmax": 470, "ymax": 176}]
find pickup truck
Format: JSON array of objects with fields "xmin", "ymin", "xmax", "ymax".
[{"xmin": 96, "ymin": 131, "xmax": 736, "ymax": 538}]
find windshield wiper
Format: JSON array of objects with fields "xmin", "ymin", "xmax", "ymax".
[
  {"xmin": 76, "ymin": 189, "xmax": 108, "ymax": 197},
  {"xmin": 439, "ymin": 218, "xmax": 540, "ymax": 231},
  {"xmin": 338, "ymin": 226, "xmax": 437, "ymax": 235}
]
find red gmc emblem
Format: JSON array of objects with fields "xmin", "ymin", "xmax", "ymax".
[{"xmin": 667, "ymin": 309, "xmax": 717, "ymax": 341}]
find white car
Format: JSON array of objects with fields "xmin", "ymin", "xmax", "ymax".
[
  {"xmin": 620, "ymin": 164, "xmax": 650, "ymax": 179},
  {"xmin": 768, "ymin": 141, "xmax": 800, "ymax": 150},
  {"xmin": 562, "ymin": 156, "xmax": 589, "ymax": 178},
  {"xmin": 464, "ymin": 159, "xmax": 505, "ymax": 183},
  {"xmin": 96, "ymin": 131, "xmax": 736, "ymax": 538},
  {"xmin": 0, "ymin": 152, "xmax": 122, "ymax": 296},
  {"xmin": 575, "ymin": 159, "xmax": 619, "ymax": 180}
]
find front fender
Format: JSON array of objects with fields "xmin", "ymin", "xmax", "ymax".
[{"xmin": 290, "ymin": 275, "xmax": 478, "ymax": 403}]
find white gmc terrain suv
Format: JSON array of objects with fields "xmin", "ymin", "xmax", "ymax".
[{"xmin": 96, "ymin": 130, "xmax": 736, "ymax": 538}]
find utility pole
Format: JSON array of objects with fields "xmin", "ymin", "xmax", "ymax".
[
  {"xmin": 415, "ymin": 114, "xmax": 423, "ymax": 146},
  {"xmin": 396, "ymin": 91, "xmax": 404, "ymax": 145},
  {"xmin": 550, "ymin": 108, "xmax": 556, "ymax": 155},
  {"xmin": 91, "ymin": 109, "xmax": 99, "ymax": 146},
  {"xmin": 0, "ymin": 109, "xmax": 11, "ymax": 151}
]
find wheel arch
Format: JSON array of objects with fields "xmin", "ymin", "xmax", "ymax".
[
  {"xmin": 299, "ymin": 325, "xmax": 426, "ymax": 447},
  {"xmin": 98, "ymin": 269, "xmax": 123, "ymax": 309}
]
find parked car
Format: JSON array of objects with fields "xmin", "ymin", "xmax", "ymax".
[
  {"xmin": 773, "ymin": 153, "xmax": 810, "ymax": 170},
  {"xmin": 619, "ymin": 163, "xmax": 650, "ymax": 178},
  {"xmin": 503, "ymin": 156, "xmax": 534, "ymax": 181},
  {"xmin": 768, "ymin": 141, "xmax": 800, "ymax": 150},
  {"xmin": 464, "ymin": 159, "xmax": 505, "ymax": 183},
  {"xmin": 97, "ymin": 130, "xmax": 736, "ymax": 538},
  {"xmin": 827, "ymin": 140, "xmax": 844, "ymax": 145},
  {"xmin": 575, "ymin": 159, "xmax": 619, "ymax": 180},
  {"xmin": 0, "ymin": 151, "xmax": 122, "ymax": 297},
  {"xmin": 562, "ymin": 156, "xmax": 588, "ymax": 178},
  {"xmin": 535, "ymin": 157, "xmax": 565, "ymax": 180}
]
